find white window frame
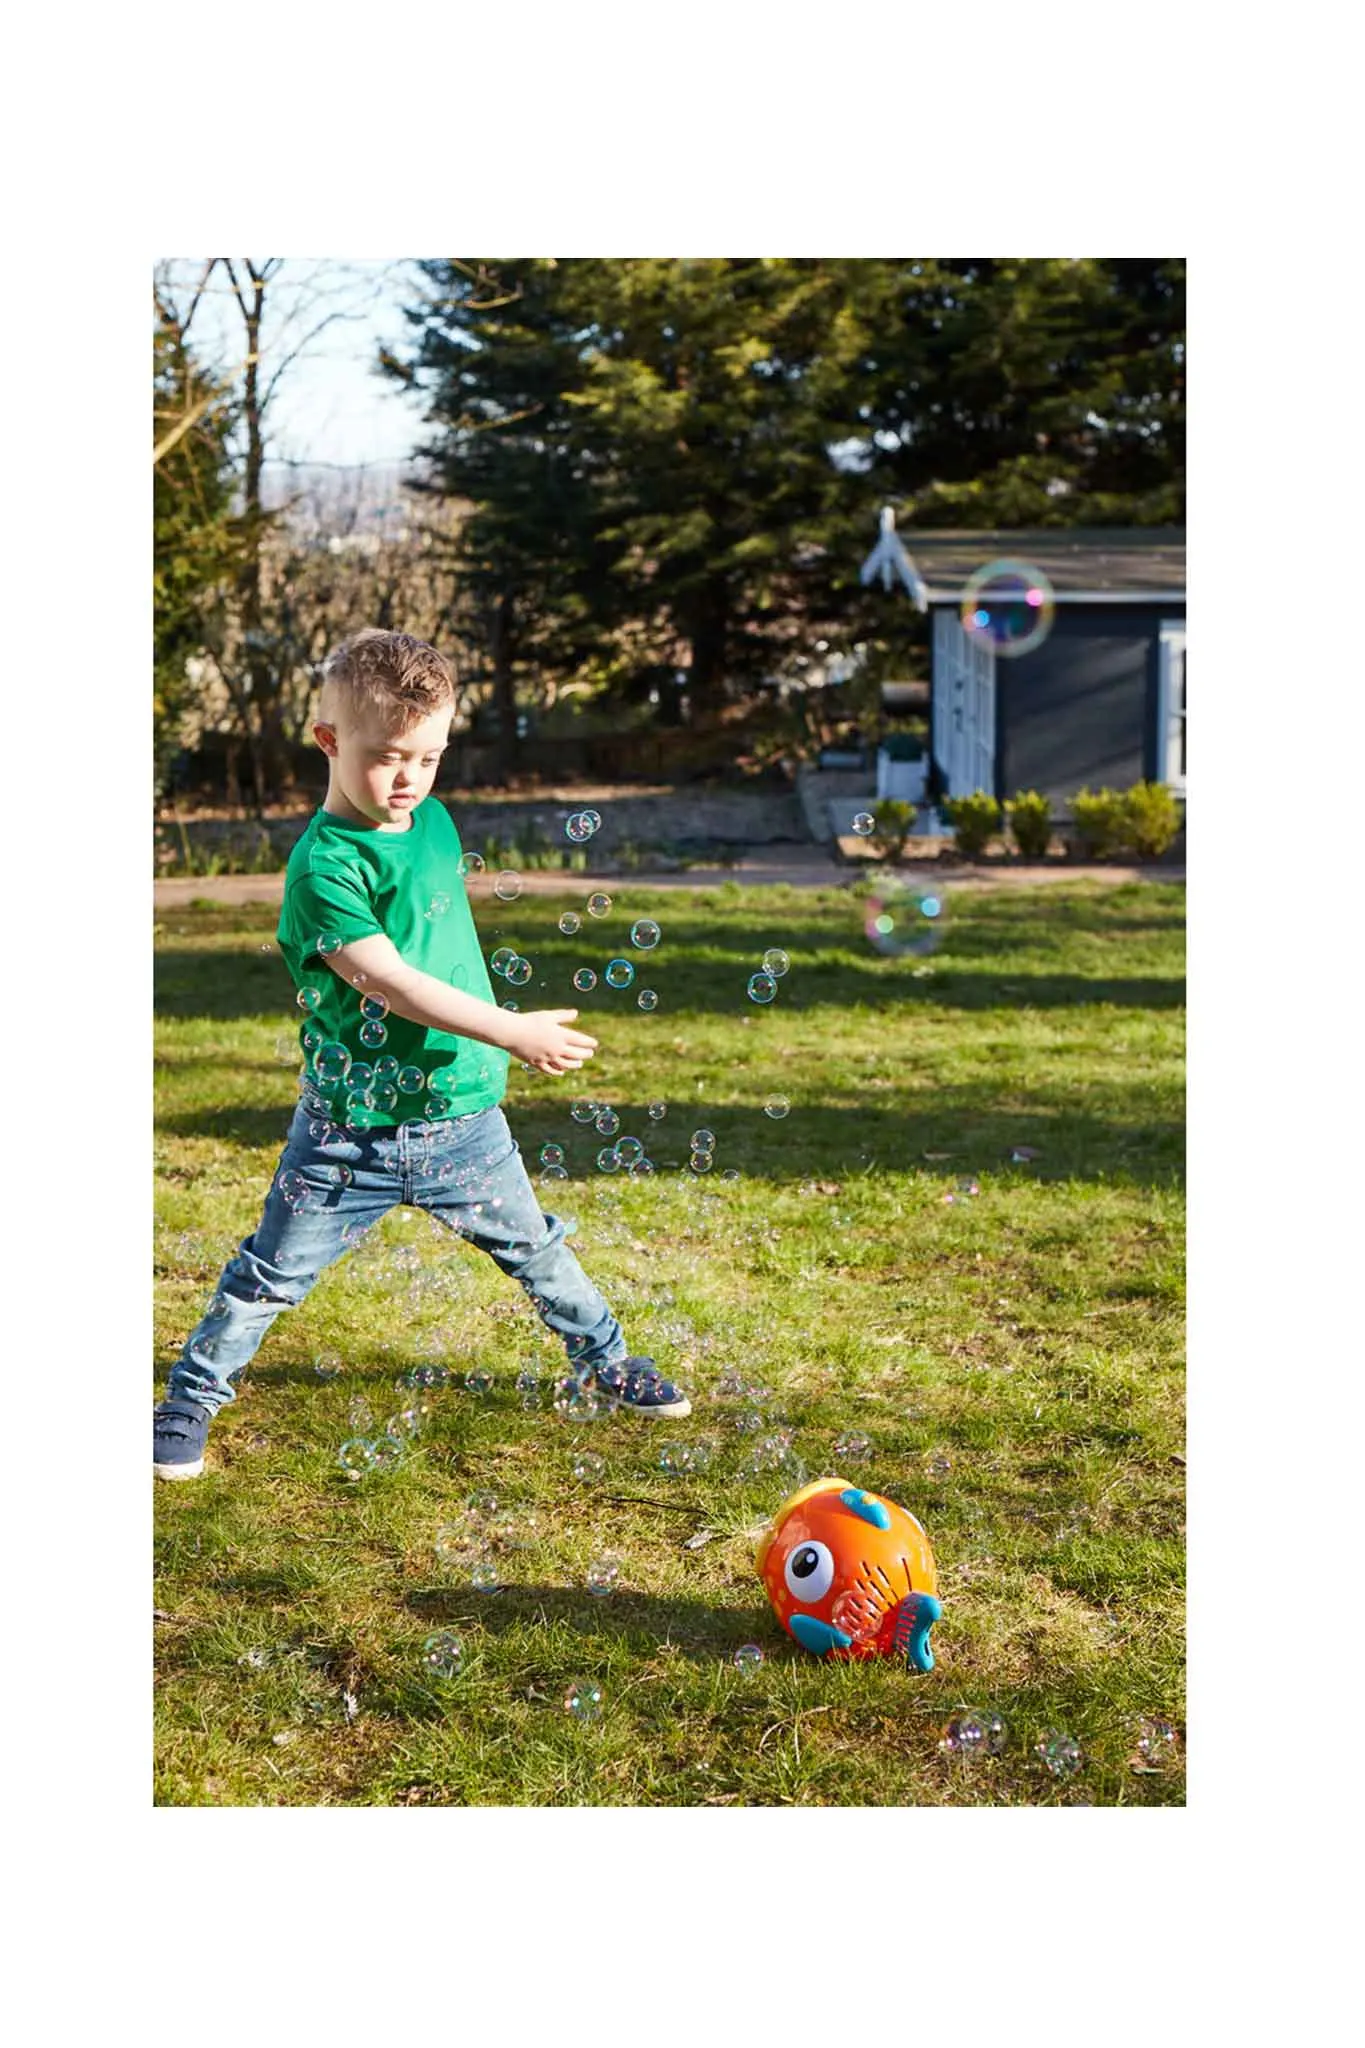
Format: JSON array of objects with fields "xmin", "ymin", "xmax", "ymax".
[{"xmin": 1157, "ymin": 621, "xmax": 1186, "ymax": 796}]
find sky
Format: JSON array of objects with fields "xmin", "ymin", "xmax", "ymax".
[{"xmin": 157, "ymin": 257, "xmax": 432, "ymax": 470}]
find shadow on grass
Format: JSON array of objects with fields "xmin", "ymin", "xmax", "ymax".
[
  {"xmin": 405, "ymin": 1581, "xmax": 786, "ymax": 1665},
  {"xmin": 156, "ymin": 947, "xmax": 1185, "ymax": 1024},
  {"xmin": 157, "ymin": 1093, "xmax": 1184, "ymax": 1191}
]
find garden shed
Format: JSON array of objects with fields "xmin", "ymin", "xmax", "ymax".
[{"xmin": 861, "ymin": 517, "xmax": 1186, "ymax": 810}]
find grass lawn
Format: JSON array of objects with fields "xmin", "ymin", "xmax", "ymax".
[{"xmin": 153, "ymin": 877, "xmax": 1185, "ymax": 1807}]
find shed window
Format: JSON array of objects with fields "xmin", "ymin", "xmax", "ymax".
[{"xmin": 1158, "ymin": 623, "xmax": 1186, "ymax": 795}]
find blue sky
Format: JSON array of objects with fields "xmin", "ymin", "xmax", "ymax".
[{"xmin": 159, "ymin": 258, "xmax": 430, "ymax": 469}]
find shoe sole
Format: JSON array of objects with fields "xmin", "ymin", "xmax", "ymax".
[
  {"xmin": 606, "ymin": 1396, "xmax": 692, "ymax": 1419},
  {"xmin": 154, "ymin": 1458, "xmax": 204, "ymax": 1481}
]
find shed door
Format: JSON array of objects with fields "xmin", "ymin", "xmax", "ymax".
[{"xmin": 933, "ymin": 610, "xmax": 996, "ymax": 797}]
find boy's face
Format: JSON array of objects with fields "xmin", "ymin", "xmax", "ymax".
[{"xmin": 315, "ymin": 705, "xmax": 452, "ymax": 829}]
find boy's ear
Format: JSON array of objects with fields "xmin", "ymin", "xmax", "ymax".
[{"xmin": 313, "ymin": 721, "xmax": 339, "ymax": 759}]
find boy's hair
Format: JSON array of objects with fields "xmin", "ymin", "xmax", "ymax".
[{"xmin": 319, "ymin": 628, "xmax": 456, "ymax": 732}]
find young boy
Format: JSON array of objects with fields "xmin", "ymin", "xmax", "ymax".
[{"xmin": 154, "ymin": 627, "xmax": 691, "ymax": 1480}]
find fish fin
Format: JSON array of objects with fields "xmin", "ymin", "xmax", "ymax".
[
  {"xmin": 839, "ymin": 1487, "xmax": 892, "ymax": 1531},
  {"xmin": 789, "ymin": 1612, "xmax": 854, "ymax": 1656},
  {"xmin": 892, "ymin": 1592, "xmax": 942, "ymax": 1672}
]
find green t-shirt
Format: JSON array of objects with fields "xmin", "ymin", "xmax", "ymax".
[{"xmin": 276, "ymin": 797, "xmax": 510, "ymax": 1128}]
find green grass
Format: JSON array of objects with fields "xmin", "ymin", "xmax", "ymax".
[{"xmin": 154, "ymin": 878, "xmax": 1185, "ymax": 1806}]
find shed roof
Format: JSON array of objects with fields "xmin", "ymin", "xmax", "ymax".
[{"xmin": 902, "ymin": 528, "xmax": 1185, "ymax": 603}]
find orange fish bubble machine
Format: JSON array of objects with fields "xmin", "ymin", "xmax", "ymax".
[{"xmin": 755, "ymin": 1477, "xmax": 943, "ymax": 1668}]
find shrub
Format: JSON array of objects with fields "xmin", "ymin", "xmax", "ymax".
[
  {"xmin": 944, "ymin": 791, "xmax": 1001, "ymax": 859},
  {"xmin": 1004, "ymin": 790, "xmax": 1053, "ymax": 860},
  {"xmin": 867, "ymin": 798, "xmax": 917, "ymax": 863},
  {"xmin": 1069, "ymin": 787, "xmax": 1127, "ymax": 859},
  {"xmin": 1121, "ymin": 781, "xmax": 1183, "ymax": 860}
]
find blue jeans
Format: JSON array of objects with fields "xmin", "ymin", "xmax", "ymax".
[{"xmin": 168, "ymin": 1099, "xmax": 626, "ymax": 1413}]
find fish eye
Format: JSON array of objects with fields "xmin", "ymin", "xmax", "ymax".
[{"xmin": 784, "ymin": 1540, "xmax": 835, "ymax": 1602}]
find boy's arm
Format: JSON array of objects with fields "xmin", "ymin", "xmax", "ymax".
[{"xmin": 322, "ymin": 932, "xmax": 598, "ymax": 1077}]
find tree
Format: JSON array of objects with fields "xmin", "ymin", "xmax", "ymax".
[
  {"xmin": 155, "ymin": 258, "xmax": 416, "ymax": 806},
  {"xmin": 846, "ymin": 258, "xmax": 1185, "ymax": 525},
  {"xmin": 152, "ymin": 291, "xmax": 245, "ymax": 791}
]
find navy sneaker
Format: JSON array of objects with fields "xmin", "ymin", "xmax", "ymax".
[
  {"xmin": 591, "ymin": 1357, "xmax": 691, "ymax": 1419},
  {"xmin": 154, "ymin": 1398, "xmax": 213, "ymax": 1481}
]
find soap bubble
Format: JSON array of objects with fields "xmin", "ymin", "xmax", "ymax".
[
  {"xmin": 831, "ymin": 1588, "xmax": 881, "ymax": 1642},
  {"xmin": 337, "ymin": 1438, "xmax": 374, "ymax": 1478},
  {"xmin": 833, "ymin": 1432, "xmax": 871, "ymax": 1461},
  {"xmin": 852, "ymin": 812, "xmax": 875, "ymax": 836},
  {"xmin": 628, "ymin": 1157, "xmax": 655, "ymax": 1177},
  {"xmin": 398, "ymin": 1065, "xmax": 425, "ymax": 1094},
  {"xmin": 630, "ymin": 919, "xmax": 661, "ymax": 950},
  {"xmin": 434, "ymin": 1524, "xmax": 468, "ymax": 1564},
  {"xmin": 647, "ymin": 1101, "xmax": 667, "ymax": 1121},
  {"xmin": 458, "ymin": 851, "xmax": 485, "ymax": 877},
  {"xmin": 637, "ymin": 989, "xmax": 659, "ymax": 1011},
  {"xmin": 359, "ymin": 1019, "xmax": 387, "ymax": 1049},
  {"xmin": 615, "ymin": 1135, "xmax": 644, "ymax": 1164},
  {"xmin": 426, "ymin": 892, "xmax": 451, "ymax": 919},
  {"xmin": 421, "ymin": 1631, "xmax": 464, "ymax": 1679},
  {"xmin": 347, "ymin": 1397, "xmax": 374, "ymax": 1431},
  {"xmin": 688, "ymin": 1151, "xmax": 713, "ymax": 1175},
  {"xmin": 927, "ymin": 1452, "xmax": 952, "ymax": 1479},
  {"xmin": 539, "ymin": 1142, "xmax": 566, "ymax": 1168},
  {"xmin": 317, "ymin": 933, "xmax": 343, "ymax": 957},
  {"xmin": 1134, "ymin": 1717, "xmax": 1181, "ymax": 1767},
  {"xmin": 594, "ymin": 1107, "xmax": 620, "ymax": 1136},
  {"xmin": 595, "ymin": 1146, "xmax": 621, "ymax": 1173},
  {"xmin": 565, "ymin": 812, "xmax": 596, "ymax": 842},
  {"xmin": 961, "ymin": 557, "xmax": 1056, "ymax": 657},
  {"xmin": 865, "ymin": 876, "xmax": 947, "ymax": 961},
  {"xmin": 733, "ymin": 1643, "xmax": 765, "ymax": 1673},
  {"xmin": 506, "ymin": 957, "xmax": 533, "ymax": 987},
  {"xmin": 490, "ymin": 946, "xmax": 517, "ymax": 978},
  {"xmin": 239, "ymin": 1646, "xmax": 271, "ymax": 1671},
  {"xmin": 470, "ymin": 1560, "xmax": 502, "ymax": 1593},
  {"xmin": 586, "ymin": 893, "xmax": 612, "ymax": 917},
  {"xmin": 313, "ymin": 1350, "xmax": 343, "ymax": 1380},
  {"xmin": 558, "ymin": 911, "xmax": 582, "ymax": 935},
  {"xmin": 747, "ymin": 972, "xmax": 777, "ymax": 1004},
  {"xmin": 605, "ymin": 958, "xmax": 635, "ymax": 989},
  {"xmin": 564, "ymin": 1680, "xmax": 603, "ymax": 1721},
  {"xmin": 541, "ymin": 1163, "xmax": 568, "ymax": 1182},
  {"xmin": 570, "ymin": 1098, "xmax": 597, "ymax": 1123},
  {"xmin": 370, "ymin": 1433, "xmax": 405, "ymax": 1470},
  {"xmin": 277, "ymin": 1169, "xmax": 314, "ymax": 1213},
  {"xmin": 467, "ymin": 1490, "xmax": 500, "ymax": 1517},
  {"xmin": 941, "ymin": 1711, "xmax": 1008, "ymax": 1756},
  {"xmin": 763, "ymin": 1096, "xmax": 790, "ymax": 1119},
  {"xmin": 494, "ymin": 871, "xmax": 522, "ymax": 901},
  {"xmin": 691, "ymin": 1128, "xmax": 716, "ymax": 1151},
  {"xmin": 465, "ymin": 1369, "xmax": 494, "ymax": 1396},
  {"xmin": 573, "ymin": 968, "xmax": 598, "ymax": 992},
  {"xmin": 581, "ymin": 808, "xmax": 602, "ymax": 832},
  {"xmin": 572, "ymin": 1450, "xmax": 606, "ymax": 1481},
  {"xmin": 762, "ymin": 948, "xmax": 790, "ymax": 978},
  {"xmin": 554, "ymin": 1378, "xmax": 603, "ymax": 1421},
  {"xmin": 586, "ymin": 1554, "xmax": 622, "ymax": 1596},
  {"xmin": 296, "ymin": 986, "xmax": 322, "ymax": 1013},
  {"xmin": 374, "ymin": 1055, "xmax": 400, "ymax": 1081},
  {"xmin": 1035, "ymin": 1730, "xmax": 1083, "ymax": 1778},
  {"xmin": 359, "ymin": 993, "xmax": 390, "ymax": 1022}
]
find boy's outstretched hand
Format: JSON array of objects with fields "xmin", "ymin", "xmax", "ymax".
[{"xmin": 504, "ymin": 1008, "xmax": 599, "ymax": 1075}]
